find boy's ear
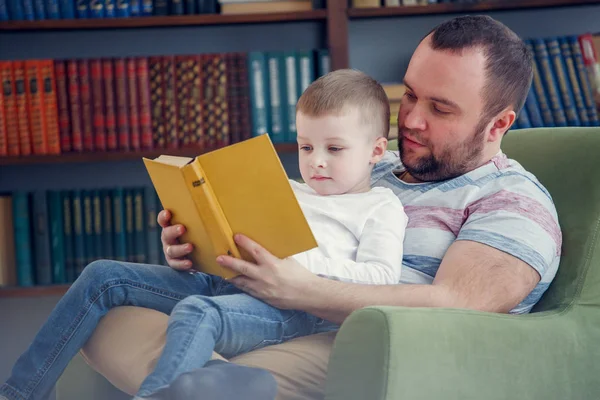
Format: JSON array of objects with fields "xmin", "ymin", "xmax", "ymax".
[{"xmin": 370, "ymin": 137, "xmax": 388, "ymax": 164}]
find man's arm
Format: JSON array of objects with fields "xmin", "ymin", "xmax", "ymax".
[{"xmin": 219, "ymin": 235, "xmax": 541, "ymax": 325}]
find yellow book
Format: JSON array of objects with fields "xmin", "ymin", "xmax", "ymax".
[{"xmin": 143, "ymin": 134, "xmax": 317, "ymax": 279}]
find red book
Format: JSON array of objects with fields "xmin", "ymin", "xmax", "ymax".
[
  {"xmin": 79, "ymin": 59, "xmax": 94, "ymax": 152},
  {"xmin": 25, "ymin": 60, "xmax": 47, "ymax": 155},
  {"xmin": 149, "ymin": 56, "xmax": 165, "ymax": 149},
  {"xmin": 0, "ymin": 63, "xmax": 8, "ymax": 156},
  {"xmin": 0, "ymin": 62, "xmax": 19, "ymax": 156},
  {"xmin": 40, "ymin": 60, "xmax": 61, "ymax": 155},
  {"xmin": 54, "ymin": 60, "xmax": 72, "ymax": 153},
  {"xmin": 136, "ymin": 57, "xmax": 153, "ymax": 149},
  {"xmin": 90, "ymin": 59, "xmax": 106, "ymax": 151},
  {"xmin": 102, "ymin": 59, "xmax": 118, "ymax": 150},
  {"xmin": 162, "ymin": 55, "xmax": 178, "ymax": 149},
  {"xmin": 13, "ymin": 61, "xmax": 32, "ymax": 156},
  {"xmin": 114, "ymin": 58, "xmax": 130, "ymax": 151},
  {"xmin": 126, "ymin": 58, "xmax": 140, "ymax": 151},
  {"xmin": 67, "ymin": 60, "xmax": 83, "ymax": 152}
]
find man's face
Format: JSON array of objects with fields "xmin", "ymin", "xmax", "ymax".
[{"xmin": 397, "ymin": 36, "xmax": 491, "ymax": 182}]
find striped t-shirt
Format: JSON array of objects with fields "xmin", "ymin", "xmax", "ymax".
[{"xmin": 371, "ymin": 150, "xmax": 561, "ymax": 314}]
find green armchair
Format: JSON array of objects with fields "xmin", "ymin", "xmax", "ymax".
[{"xmin": 325, "ymin": 127, "xmax": 600, "ymax": 400}]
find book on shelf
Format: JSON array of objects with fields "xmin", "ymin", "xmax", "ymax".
[{"xmin": 143, "ymin": 134, "xmax": 317, "ymax": 279}]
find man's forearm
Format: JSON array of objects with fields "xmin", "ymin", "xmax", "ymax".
[{"xmin": 300, "ymin": 278, "xmax": 455, "ymax": 325}]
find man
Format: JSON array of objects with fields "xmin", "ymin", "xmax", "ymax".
[
  {"xmin": 0, "ymin": 15, "xmax": 561, "ymax": 400},
  {"xmin": 153, "ymin": 14, "xmax": 560, "ymax": 398}
]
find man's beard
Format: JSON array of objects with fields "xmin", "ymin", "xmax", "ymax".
[{"xmin": 398, "ymin": 118, "xmax": 488, "ymax": 182}]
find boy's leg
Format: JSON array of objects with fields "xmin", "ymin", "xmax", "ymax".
[
  {"xmin": 136, "ymin": 293, "xmax": 319, "ymax": 398},
  {"xmin": 0, "ymin": 260, "xmax": 225, "ymax": 400}
]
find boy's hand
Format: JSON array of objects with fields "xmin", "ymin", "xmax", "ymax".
[{"xmin": 158, "ymin": 209, "xmax": 194, "ymax": 271}]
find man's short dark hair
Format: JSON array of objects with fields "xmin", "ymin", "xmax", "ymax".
[{"xmin": 427, "ymin": 15, "xmax": 533, "ymax": 120}]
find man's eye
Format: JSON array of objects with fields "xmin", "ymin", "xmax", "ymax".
[
  {"xmin": 404, "ymin": 92, "xmax": 416, "ymax": 101},
  {"xmin": 433, "ymin": 105, "xmax": 450, "ymax": 115}
]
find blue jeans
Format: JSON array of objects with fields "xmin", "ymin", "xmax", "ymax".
[{"xmin": 0, "ymin": 260, "xmax": 338, "ymax": 400}]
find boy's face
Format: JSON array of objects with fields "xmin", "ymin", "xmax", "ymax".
[{"xmin": 296, "ymin": 109, "xmax": 387, "ymax": 196}]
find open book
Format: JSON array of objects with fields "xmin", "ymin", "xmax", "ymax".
[{"xmin": 143, "ymin": 134, "xmax": 317, "ymax": 279}]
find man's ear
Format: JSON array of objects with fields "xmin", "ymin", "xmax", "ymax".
[
  {"xmin": 489, "ymin": 109, "xmax": 516, "ymax": 141},
  {"xmin": 370, "ymin": 137, "xmax": 388, "ymax": 164}
]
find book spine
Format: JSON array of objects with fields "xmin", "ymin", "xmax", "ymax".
[
  {"xmin": 102, "ymin": 189, "xmax": 114, "ymax": 259},
  {"xmin": 54, "ymin": 60, "xmax": 72, "ymax": 152},
  {"xmin": 112, "ymin": 188, "xmax": 127, "ymax": 261},
  {"xmin": 546, "ymin": 38, "xmax": 580, "ymax": 126},
  {"xmin": 0, "ymin": 0, "xmax": 10, "ymax": 20},
  {"xmin": 32, "ymin": 190, "xmax": 52, "ymax": 285},
  {"xmin": 33, "ymin": 0, "xmax": 46, "ymax": 19},
  {"xmin": 225, "ymin": 53, "xmax": 240, "ymax": 144},
  {"xmin": 283, "ymin": 51, "xmax": 298, "ymax": 143},
  {"xmin": 533, "ymin": 39, "xmax": 567, "ymax": 127},
  {"xmin": 72, "ymin": 190, "xmax": 86, "ymax": 278},
  {"xmin": 90, "ymin": 59, "xmax": 107, "ymax": 151},
  {"xmin": 67, "ymin": 60, "xmax": 83, "ymax": 152},
  {"xmin": 103, "ymin": 59, "xmax": 118, "ymax": 150},
  {"xmin": 237, "ymin": 53, "xmax": 252, "ymax": 141},
  {"xmin": 136, "ymin": 57, "xmax": 153, "ymax": 149},
  {"xmin": 45, "ymin": 0, "xmax": 59, "ymax": 19},
  {"xmin": 267, "ymin": 53, "xmax": 286, "ymax": 143},
  {"xmin": 214, "ymin": 54, "xmax": 229, "ymax": 148},
  {"xmin": 13, "ymin": 192, "xmax": 34, "ymax": 287},
  {"xmin": 134, "ymin": 188, "xmax": 146, "ymax": 263},
  {"xmin": 92, "ymin": 190, "xmax": 103, "ymax": 260},
  {"xmin": 76, "ymin": 0, "xmax": 88, "ymax": 18},
  {"xmin": 89, "ymin": 0, "xmax": 104, "ymax": 17},
  {"xmin": 569, "ymin": 35, "xmax": 600, "ymax": 126},
  {"xmin": 61, "ymin": 191, "xmax": 75, "ymax": 283},
  {"xmin": 124, "ymin": 188, "xmax": 134, "ymax": 262},
  {"xmin": 184, "ymin": 161, "xmax": 241, "ymax": 267},
  {"xmin": 104, "ymin": 0, "xmax": 115, "ymax": 17},
  {"xmin": 202, "ymin": 54, "xmax": 217, "ymax": 148},
  {"xmin": 560, "ymin": 37, "xmax": 590, "ymax": 127},
  {"xmin": 14, "ymin": 61, "xmax": 33, "ymax": 156},
  {"xmin": 144, "ymin": 186, "xmax": 160, "ymax": 265},
  {"xmin": 116, "ymin": 0, "xmax": 129, "ymax": 17},
  {"xmin": 296, "ymin": 50, "xmax": 315, "ymax": 96},
  {"xmin": 47, "ymin": 190, "xmax": 66, "ymax": 284},
  {"xmin": 127, "ymin": 58, "xmax": 141, "ymax": 151},
  {"xmin": 1, "ymin": 62, "xmax": 20, "ymax": 156},
  {"xmin": 247, "ymin": 52, "xmax": 270, "ymax": 138},
  {"xmin": 8, "ymin": 0, "xmax": 24, "ymax": 20},
  {"xmin": 316, "ymin": 49, "xmax": 330, "ymax": 78},
  {"xmin": 40, "ymin": 60, "xmax": 60, "ymax": 154},
  {"xmin": 0, "ymin": 64, "xmax": 6, "ymax": 156},
  {"xmin": 79, "ymin": 59, "xmax": 95, "ymax": 152},
  {"xmin": 129, "ymin": 0, "xmax": 138, "ymax": 15},
  {"xmin": 59, "ymin": 0, "xmax": 75, "ymax": 18},
  {"xmin": 149, "ymin": 56, "xmax": 165, "ymax": 149},
  {"xmin": 175, "ymin": 56, "xmax": 190, "ymax": 147},
  {"xmin": 25, "ymin": 61, "xmax": 47, "ymax": 155},
  {"xmin": 516, "ymin": 106, "xmax": 531, "ymax": 130},
  {"xmin": 114, "ymin": 58, "xmax": 130, "ymax": 151},
  {"xmin": 83, "ymin": 190, "xmax": 95, "ymax": 265},
  {"xmin": 163, "ymin": 55, "xmax": 178, "ymax": 149},
  {"xmin": 22, "ymin": 0, "xmax": 34, "ymax": 20},
  {"xmin": 523, "ymin": 87, "xmax": 544, "ymax": 128},
  {"xmin": 190, "ymin": 54, "xmax": 204, "ymax": 149}
]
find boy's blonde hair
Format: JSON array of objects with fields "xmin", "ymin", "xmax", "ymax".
[{"xmin": 296, "ymin": 69, "xmax": 390, "ymax": 139}]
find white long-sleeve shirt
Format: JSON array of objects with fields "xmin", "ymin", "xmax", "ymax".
[{"xmin": 289, "ymin": 180, "xmax": 407, "ymax": 285}]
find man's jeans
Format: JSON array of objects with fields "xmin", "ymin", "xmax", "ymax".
[{"xmin": 0, "ymin": 260, "xmax": 338, "ymax": 400}]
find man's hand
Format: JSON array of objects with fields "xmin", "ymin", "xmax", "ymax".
[
  {"xmin": 158, "ymin": 209, "xmax": 194, "ymax": 271},
  {"xmin": 216, "ymin": 234, "xmax": 319, "ymax": 310}
]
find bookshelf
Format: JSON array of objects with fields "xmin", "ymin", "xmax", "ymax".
[{"xmin": 348, "ymin": 0, "xmax": 600, "ymax": 18}]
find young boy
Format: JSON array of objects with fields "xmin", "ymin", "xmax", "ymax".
[{"xmin": 0, "ymin": 69, "xmax": 407, "ymax": 400}]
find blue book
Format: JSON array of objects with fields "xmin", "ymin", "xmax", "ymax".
[
  {"xmin": 124, "ymin": 188, "xmax": 135, "ymax": 262},
  {"xmin": 532, "ymin": 38, "xmax": 567, "ymax": 127},
  {"xmin": 33, "ymin": 0, "xmax": 46, "ymax": 19},
  {"xmin": 116, "ymin": 0, "xmax": 130, "ymax": 17},
  {"xmin": 525, "ymin": 40, "xmax": 554, "ymax": 127},
  {"xmin": 89, "ymin": 0, "xmax": 104, "ymax": 17},
  {"xmin": 21, "ymin": 0, "xmax": 34, "ymax": 20},
  {"xmin": 92, "ymin": 190, "xmax": 103, "ymax": 261},
  {"xmin": 170, "ymin": 0, "xmax": 182, "ymax": 14},
  {"xmin": 267, "ymin": 52, "xmax": 287, "ymax": 144},
  {"xmin": 153, "ymin": 0, "xmax": 167, "ymax": 15},
  {"xmin": 568, "ymin": 35, "xmax": 600, "ymax": 126},
  {"xmin": 141, "ymin": 0, "xmax": 151, "ymax": 14},
  {"xmin": 316, "ymin": 49, "xmax": 330, "ymax": 77},
  {"xmin": 183, "ymin": 0, "xmax": 194, "ymax": 14},
  {"xmin": 72, "ymin": 190, "xmax": 86, "ymax": 278},
  {"xmin": 0, "ymin": 0, "xmax": 9, "ymax": 21},
  {"xmin": 144, "ymin": 186, "xmax": 160, "ymax": 265},
  {"xmin": 546, "ymin": 38, "xmax": 580, "ymax": 126},
  {"xmin": 516, "ymin": 106, "xmax": 532, "ymax": 129},
  {"xmin": 248, "ymin": 52, "xmax": 271, "ymax": 138},
  {"xmin": 129, "ymin": 0, "xmax": 139, "ymax": 15},
  {"xmin": 101, "ymin": 189, "xmax": 114, "ymax": 259},
  {"xmin": 283, "ymin": 51, "xmax": 299, "ymax": 143},
  {"xmin": 61, "ymin": 191, "xmax": 76, "ymax": 283},
  {"xmin": 44, "ymin": 0, "xmax": 59, "ymax": 18},
  {"xmin": 32, "ymin": 191, "xmax": 52, "ymax": 286},
  {"xmin": 296, "ymin": 50, "xmax": 315, "ymax": 97},
  {"xmin": 112, "ymin": 188, "xmax": 127, "ymax": 262},
  {"xmin": 12, "ymin": 192, "xmax": 34, "ymax": 287},
  {"xmin": 8, "ymin": 0, "xmax": 24, "ymax": 20},
  {"xmin": 76, "ymin": 0, "xmax": 88, "ymax": 18},
  {"xmin": 58, "ymin": 0, "xmax": 74, "ymax": 18},
  {"xmin": 523, "ymin": 87, "xmax": 544, "ymax": 128},
  {"xmin": 559, "ymin": 36, "xmax": 590, "ymax": 126},
  {"xmin": 83, "ymin": 190, "xmax": 96, "ymax": 265},
  {"xmin": 133, "ymin": 188, "xmax": 146, "ymax": 263},
  {"xmin": 47, "ymin": 191, "xmax": 66, "ymax": 284},
  {"xmin": 104, "ymin": 0, "xmax": 115, "ymax": 16}
]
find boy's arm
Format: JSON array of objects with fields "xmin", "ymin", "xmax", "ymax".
[{"xmin": 295, "ymin": 198, "xmax": 406, "ymax": 285}]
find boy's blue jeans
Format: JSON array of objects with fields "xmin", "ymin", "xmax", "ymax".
[{"xmin": 0, "ymin": 260, "xmax": 338, "ymax": 400}]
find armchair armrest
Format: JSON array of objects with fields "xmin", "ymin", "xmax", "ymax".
[{"xmin": 325, "ymin": 306, "xmax": 598, "ymax": 400}]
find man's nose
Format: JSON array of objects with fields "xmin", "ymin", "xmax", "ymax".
[{"xmin": 402, "ymin": 104, "xmax": 427, "ymax": 131}]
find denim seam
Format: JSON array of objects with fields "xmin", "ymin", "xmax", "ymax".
[
  {"xmin": 22, "ymin": 279, "xmax": 189, "ymax": 398},
  {"xmin": 0, "ymin": 383, "xmax": 27, "ymax": 400}
]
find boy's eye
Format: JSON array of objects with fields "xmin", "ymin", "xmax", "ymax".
[
  {"xmin": 299, "ymin": 145, "xmax": 312, "ymax": 151},
  {"xmin": 328, "ymin": 147, "xmax": 343, "ymax": 152}
]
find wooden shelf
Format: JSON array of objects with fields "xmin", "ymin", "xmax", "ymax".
[
  {"xmin": 0, "ymin": 143, "xmax": 298, "ymax": 166},
  {"xmin": 348, "ymin": 0, "xmax": 600, "ymax": 18},
  {"xmin": 0, "ymin": 285, "xmax": 70, "ymax": 298},
  {"xmin": 0, "ymin": 10, "xmax": 328, "ymax": 31}
]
